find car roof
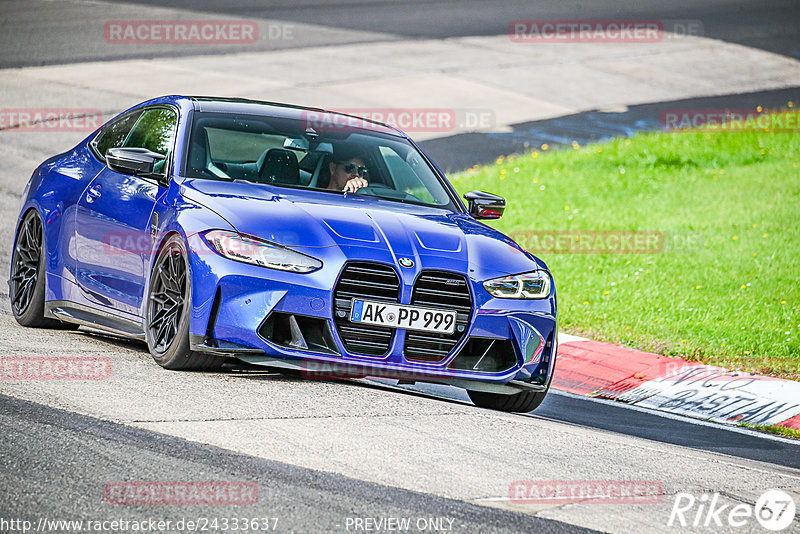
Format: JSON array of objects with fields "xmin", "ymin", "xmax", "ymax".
[{"xmin": 180, "ymin": 95, "xmax": 405, "ymax": 138}]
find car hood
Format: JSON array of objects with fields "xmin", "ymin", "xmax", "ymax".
[{"xmin": 181, "ymin": 179, "xmax": 544, "ymax": 279}]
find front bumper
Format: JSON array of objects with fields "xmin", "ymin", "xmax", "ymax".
[{"xmin": 186, "ymin": 240, "xmax": 557, "ymax": 389}]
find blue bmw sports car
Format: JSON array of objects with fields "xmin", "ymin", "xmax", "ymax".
[{"xmin": 10, "ymin": 96, "xmax": 557, "ymax": 412}]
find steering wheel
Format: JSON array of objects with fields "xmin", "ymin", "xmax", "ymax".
[{"xmin": 355, "ymin": 184, "xmax": 422, "ymax": 203}]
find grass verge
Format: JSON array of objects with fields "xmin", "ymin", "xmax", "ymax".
[
  {"xmin": 450, "ymin": 110, "xmax": 800, "ymax": 379},
  {"xmin": 738, "ymin": 421, "xmax": 800, "ymax": 440}
]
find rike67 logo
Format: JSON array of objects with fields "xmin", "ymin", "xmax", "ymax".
[{"xmin": 668, "ymin": 489, "xmax": 796, "ymax": 531}]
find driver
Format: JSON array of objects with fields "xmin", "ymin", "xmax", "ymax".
[{"xmin": 326, "ymin": 146, "xmax": 369, "ymax": 193}]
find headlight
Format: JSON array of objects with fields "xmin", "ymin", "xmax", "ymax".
[
  {"xmin": 483, "ymin": 270, "xmax": 551, "ymax": 299},
  {"xmin": 203, "ymin": 230, "xmax": 322, "ymax": 273}
]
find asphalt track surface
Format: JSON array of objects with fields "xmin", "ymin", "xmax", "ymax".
[
  {"xmin": 2, "ymin": 0, "xmax": 799, "ymax": 68},
  {"xmin": 2, "ymin": 1, "xmax": 800, "ymax": 532},
  {"xmin": 374, "ymin": 381, "xmax": 800, "ymax": 470},
  {"xmin": 421, "ymin": 86, "xmax": 800, "ymax": 171},
  {"xmin": 116, "ymin": 0, "xmax": 800, "ymax": 57},
  {"xmin": 1, "ymin": 394, "xmax": 596, "ymax": 534}
]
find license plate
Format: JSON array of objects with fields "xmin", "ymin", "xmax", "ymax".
[{"xmin": 350, "ymin": 299, "xmax": 456, "ymax": 334}]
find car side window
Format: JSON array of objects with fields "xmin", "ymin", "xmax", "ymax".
[
  {"xmin": 123, "ymin": 108, "xmax": 179, "ymax": 175},
  {"xmin": 378, "ymin": 146, "xmax": 437, "ymax": 204},
  {"xmin": 124, "ymin": 108, "xmax": 178, "ymax": 155},
  {"xmin": 93, "ymin": 110, "xmax": 143, "ymax": 159}
]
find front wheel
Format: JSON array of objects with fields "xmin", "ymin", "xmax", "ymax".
[
  {"xmin": 145, "ymin": 235, "xmax": 221, "ymax": 371},
  {"xmin": 467, "ymin": 388, "xmax": 548, "ymax": 413}
]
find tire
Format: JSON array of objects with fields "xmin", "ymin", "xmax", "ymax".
[
  {"xmin": 467, "ymin": 388, "xmax": 548, "ymax": 413},
  {"xmin": 145, "ymin": 234, "xmax": 222, "ymax": 371},
  {"xmin": 10, "ymin": 210, "xmax": 77, "ymax": 329}
]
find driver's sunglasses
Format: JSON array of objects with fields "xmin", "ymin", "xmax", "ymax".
[{"xmin": 340, "ymin": 162, "xmax": 368, "ymax": 177}]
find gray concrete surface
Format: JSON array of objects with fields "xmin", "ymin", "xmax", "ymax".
[{"xmin": 2, "ymin": 29, "xmax": 799, "ymax": 146}]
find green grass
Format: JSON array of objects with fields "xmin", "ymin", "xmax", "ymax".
[
  {"xmin": 738, "ymin": 421, "xmax": 800, "ymax": 440},
  {"xmin": 450, "ymin": 111, "xmax": 800, "ymax": 379}
]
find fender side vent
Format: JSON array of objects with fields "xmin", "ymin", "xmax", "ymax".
[
  {"xmin": 205, "ymin": 286, "xmax": 223, "ymax": 340},
  {"xmin": 530, "ymin": 331, "xmax": 555, "ymax": 385}
]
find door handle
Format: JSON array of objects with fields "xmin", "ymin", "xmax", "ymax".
[{"xmin": 86, "ymin": 185, "xmax": 102, "ymax": 203}]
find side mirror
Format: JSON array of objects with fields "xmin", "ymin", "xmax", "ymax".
[
  {"xmin": 463, "ymin": 190, "xmax": 505, "ymax": 220},
  {"xmin": 106, "ymin": 147, "xmax": 165, "ymax": 177}
]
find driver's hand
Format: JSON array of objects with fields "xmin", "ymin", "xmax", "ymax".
[{"xmin": 343, "ymin": 177, "xmax": 368, "ymax": 193}]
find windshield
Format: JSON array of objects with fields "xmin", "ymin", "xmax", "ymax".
[{"xmin": 184, "ymin": 111, "xmax": 457, "ymax": 210}]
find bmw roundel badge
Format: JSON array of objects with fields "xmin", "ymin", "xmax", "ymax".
[{"xmin": 398, "ymin": 257, "xmax": 414, "ymax": 268}]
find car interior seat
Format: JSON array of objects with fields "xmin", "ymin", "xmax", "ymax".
[
  {"xmin": 305, "ymin": 153, "xmax": 332, "ymax": 188},
  {"xmin": 188, "ymin": 127, "xmax": 229, "ymax": 180},
  {"xmin": 257, "ymin": 148, "xmax": 300, "ymax": 185}
]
